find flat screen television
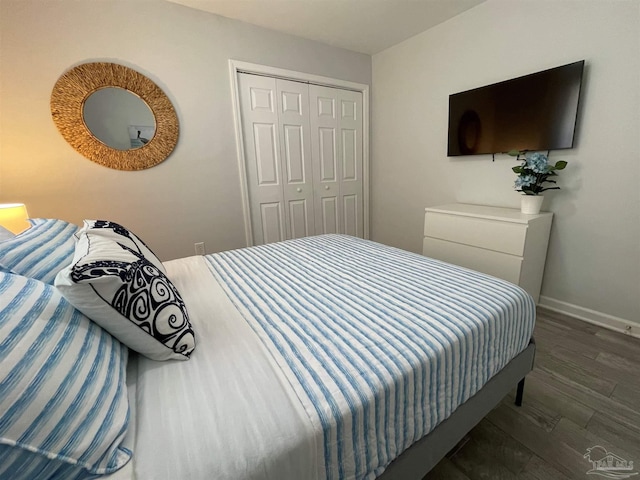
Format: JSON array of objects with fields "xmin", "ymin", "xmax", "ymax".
[{"xmin": 447, "ymin": 60, "xmax": 585, "ymax": 156}]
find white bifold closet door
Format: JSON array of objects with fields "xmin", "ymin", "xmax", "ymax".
[
  {"xmin": 238, "ymin": 73, "xmax": 363, "ymax": 245},
  {"xmin": 309, "ymin": 85, "xmax": 363, "ymax": 238}
]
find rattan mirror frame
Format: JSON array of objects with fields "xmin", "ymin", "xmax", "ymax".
[{"xmin": 51, "ymin": 62, "xmax": 179, "ymax": 170}]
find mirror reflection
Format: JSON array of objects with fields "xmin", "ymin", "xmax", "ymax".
[{"xmin": 83, "ymin": 87, "xmax": 156, "ymax": 151}]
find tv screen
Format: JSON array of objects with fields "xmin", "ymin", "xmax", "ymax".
[{"xmin": 447, "ymin": 60, "xmax": 585, "ymax": 156}]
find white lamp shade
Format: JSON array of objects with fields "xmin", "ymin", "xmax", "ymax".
[{"xmin": 0, "ymin": 203, "xmax": 30, "ymax": 234}]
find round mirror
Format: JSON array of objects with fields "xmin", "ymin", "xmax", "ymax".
[
  {"xmin": 83, "ymin": 87, "xmax": 156, "ymax": 151},
  {"xmin": 51, "ymin": 62, "xmax": 179, "ymax": 170}
]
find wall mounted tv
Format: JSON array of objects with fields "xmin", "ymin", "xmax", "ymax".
[{"xmin": 447, "ymin": 60, "xmax": 585, "ymax": 156}]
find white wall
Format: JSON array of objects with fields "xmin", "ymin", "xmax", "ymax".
[
  {"xmin": 371, "ymin": 0, "xmax": 640, "ymax": 323},
  {"xmin": 0, "ymin": 0, "xmax": 370, "ymax": 260}
]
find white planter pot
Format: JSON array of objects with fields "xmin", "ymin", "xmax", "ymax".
[{"xmin": 521, "ymin": 195, "xmax": 544, "ymax": 214}]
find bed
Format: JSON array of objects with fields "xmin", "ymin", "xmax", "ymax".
[{"xmin": 0, "ymin": 219, "xmax": 536, "ymax": 480}]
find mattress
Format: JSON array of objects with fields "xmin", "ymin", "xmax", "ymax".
[
  {"xmin": 132, "ymin": 254, "xmax": 316, "ymax": 480},
  {"xmin": 127, "ymin": 235, "xmax": 536, "ymax": 480}
]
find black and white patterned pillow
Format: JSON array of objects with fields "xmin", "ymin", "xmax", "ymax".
[
  {"xmin": 55, "ymin": 224, "xmax": 195, "ymax": 361},
  {"xmin": 79, "ymin": 219, "xmax": 164, "ymax": 271}
]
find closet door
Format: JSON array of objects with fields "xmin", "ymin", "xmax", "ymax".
[
  {"xmin": 310, "ymin": 85, "xmax": 363, "ymax": 237},
  {"xmin": 238, "ymin": 74, "xmax": 286, "ymax": 245},
  {"xmin": 338, "ymin": 89, "xmax": 364, "ymax": 238},
  {"xmin": 239, "ymin": 74, "xmax": 315, "ymax": 245},
  {"xmin": 276, "ymin": 79, "xmax": 314, "ymax": 240},
  {"xmin": 309, "ymin": 86, "xmax": 339, "ymax": 234}
]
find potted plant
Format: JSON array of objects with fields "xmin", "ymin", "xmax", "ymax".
[{"xmin": 509, "ymin": 150, "xmax": 568, "ymax": 214}]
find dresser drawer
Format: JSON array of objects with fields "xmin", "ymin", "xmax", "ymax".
[
  {"xmin": 422, "ymin": 237, "xmax": 523, "ymax": 284},
  {"xmin": 424, "ymin": 211, "xmax": 527, "ymax": 256}
]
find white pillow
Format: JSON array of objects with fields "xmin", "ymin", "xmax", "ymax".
[
  {"xmin": 55, "ymin": 225, "xmax": 195, "ymax": 361},
  {"xmin": 0, "ymin": 272, "xmax": 131, "ymax": 479}
]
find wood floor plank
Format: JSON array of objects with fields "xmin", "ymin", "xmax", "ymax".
[
  {"xmin": 586, "ymin": 411, "xmax": 640, "ymax": 459},
  {"xmin": 505, "ymin": 373, "xmax": 594, "ymax": 428},
  {"xmin": 459, "ymin": 418, "xmax": 533, "ymax": 474},
  {"xmin": 421, "ymin": 456, "xmax": 471, "ymax": 480},
  {"xmin": 534, "ymin": 351, "xmax": 617, "ymax": 397},
  {"xmin": 611, "ymin": 381, "xmax": 640, "ymax": 411},
  {"xmin": 595, "ymin": 350, "xmax": 640, "ymax": 377},
  {"xmin": 536, "ymin": 312, "xmax": 640, "ymax": 363},
  {"xmin": 501, "ymin": 390, "xmax": 561, "ymax": 432},
  {"xmin": 532, "ymin": 322, "xmax": 600, "ymax": 360},
  {"xmin": 546, "ymin": 346, "xmax": 640, "ymax": 389},
  {"xmin": 518, "ymin": 454, "xmax": 574, "ymax": 480},
  {"xmin": 536, "ymin": 308, "xmax": 600, "ymax": 334},
  {"xmin": 528, "ymin": 369, "xmax": 640, "ymax": 435},
  {"xmin": 594, "ymin": 327, "xmax": 640, "ymax": 350},
  {"xmin": 449, "ymin": 437, "xmax": 519, "ymax": 480},
  {"xmin": 486, "ymin": 403, "xmax": 587, "ymax": 479},
  {"xmin": 552, "ymin": 417, "xmax": 639, "ymax": 475},
  {"xmin": 533, "ymin": 335, "xmax": 598, "ymax": 361}
]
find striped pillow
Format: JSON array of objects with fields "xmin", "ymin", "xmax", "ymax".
[
  {"xmin": 0, "ymin": 219, "xmax": 79, "ymax": 284},
  {"xmin": 0, "ymin": 225, "xmax": 14, "ymax": 241},
  {"xmin": 0, "ymin": 272, "xmax": 131, "ymax": 480}
]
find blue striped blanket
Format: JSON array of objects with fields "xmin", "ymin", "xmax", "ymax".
[{"xmin": 206, "ymin": 235, "xmax": 535, "ymax": 480}]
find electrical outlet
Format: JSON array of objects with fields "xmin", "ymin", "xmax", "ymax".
[{"xmin": 194, "ymin": 242, "xmax": 205, "ymax": 256}]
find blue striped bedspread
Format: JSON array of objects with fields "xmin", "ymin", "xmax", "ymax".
[{"xmin": 205, "ymin": 235, "xmax": 536, "ymax": 480}]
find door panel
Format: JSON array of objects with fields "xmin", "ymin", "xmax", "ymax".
[
  {"xmin": 310, "ymin": 86, "xmax": 340, "ymax": 235},
  {"xmin": 283, "ymin": 125, "xmax": 305, "ymax": 183},
  {"xmin": 342, "ymin": 194, "xmax": 359, "ymax": 237},
  {"xmin": 319, "ymin": 128, "xmax": 337, "ymax": 181},
  {"xmin": 277, "ymin": 79, "xmax": 315, "ymax": 240},
  {"xmin": 341, "ymin": 128, "xmax": 357, "ymax": 181},
  {"xmin": 310, "ymin": 85, "xmax": 363, "ymax": 237},
  {"xmin": 250, "ymin": 87, "xmax": 274, "ymax": 111},
  {"xmin": 281, "ymin": 90, "xmax": 302, "ymax": 114},
  {"xmin": 253, "ymin": 123, "xmax": 279, "ymax": 185},
  {"xmin": 239, "ymin": 74, "xmax": 285, "ymax": 245},
  {"xmin": 317, "ymin": 96, "xmax": 335, "ymax": 118},
  {"xmin": 260, "ymin": 203, "xmax": 285, "ymax": 244},
  {"xmin": 320, "ymin": 197, "xmax": 339, "ymax": 234},
  {"xmin": 338, "ymin": 89, "xmax": 363, "ymax": 238},
  {"xmin": 288, "ymin": 199, "xmax": 311, "ymax": 239},
  {"xmin": 341, "ymin": 97, "xmax": 356, "ymax": 120}
]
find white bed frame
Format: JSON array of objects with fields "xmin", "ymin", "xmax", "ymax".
[{"xmin": 379, "ymin": 339, "xmax": 535, "ymax": 479}]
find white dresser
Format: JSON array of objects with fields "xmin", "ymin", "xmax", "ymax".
[{"xmin": 422, "ymin": 203, "xmax": 553, "ymax": 303}]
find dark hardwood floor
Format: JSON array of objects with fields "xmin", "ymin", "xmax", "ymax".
[{"xmin": 424, "ymin": 307, "xmax": 640, "ymax": 480}]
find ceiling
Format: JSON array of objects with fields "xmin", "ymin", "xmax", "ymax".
[{"xmin": 167, "ymin": 0, "xmax": 486, "ymax": 55}]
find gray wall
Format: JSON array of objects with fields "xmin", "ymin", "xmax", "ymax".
[
  {"xmin": 371, "ymin": 0, "xmax": 640, "ymax": 324},
  {"xmin": 0, "ymin": 0, "xmax": 371, "ymax": 260}
]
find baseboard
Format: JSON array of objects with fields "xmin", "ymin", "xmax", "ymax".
[{"xmin": 538, "ymin": 296, "xmax": 640, "ymax": 339}]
